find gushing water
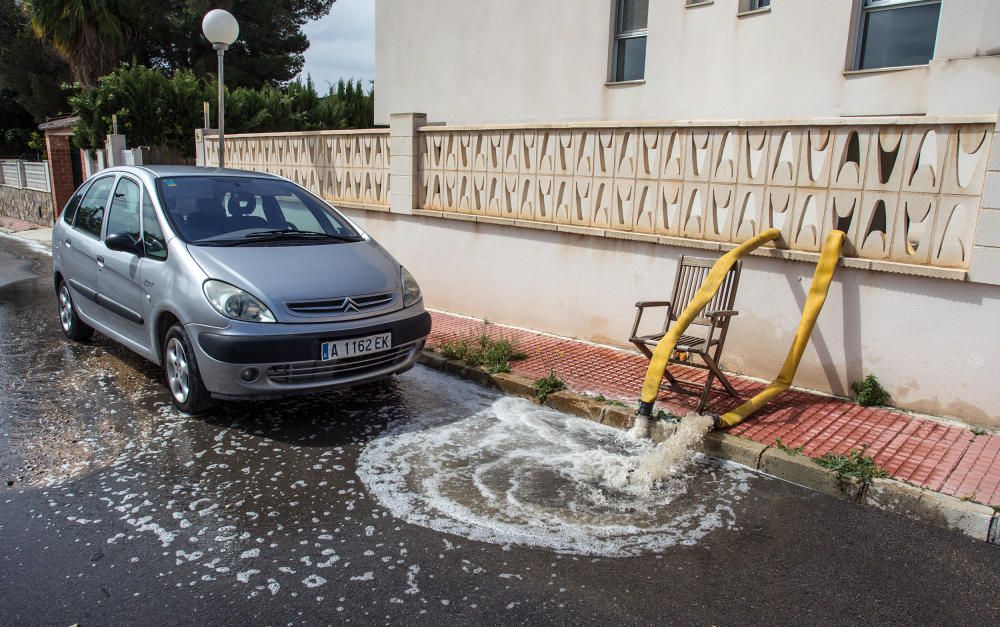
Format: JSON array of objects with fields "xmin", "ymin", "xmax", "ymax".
[{"xmin": 358, "ymin": 395, "xmax": 754, "ymax": 557}]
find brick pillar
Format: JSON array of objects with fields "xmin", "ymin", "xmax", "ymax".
[
  {"xmin": 388, "ymin": 113, "xmax": 426, "ymax": 215},
  {"xmin": 44, "ymin": 133, "xmax": 76, "ymax": 220}
]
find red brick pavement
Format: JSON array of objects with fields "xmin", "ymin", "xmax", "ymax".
[{"xmin": 427, "ymin": 310, "xmax": 1000, "ymax": 507}]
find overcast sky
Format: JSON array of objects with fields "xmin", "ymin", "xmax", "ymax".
[{"xmin": 298, "ymin": 0, "xmax": 375, "ymax": 91}]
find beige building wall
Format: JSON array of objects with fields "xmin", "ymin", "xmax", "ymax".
[
  {"xmin": 343, "ymin": 208, "xmax": 1000, "ymax": 428},
  {"xmin": 375, "ymin": 0, "xmax": 1000, "ymax": 125}
]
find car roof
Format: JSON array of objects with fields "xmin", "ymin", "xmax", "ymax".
[{"xmin": 100, "ymin": 165, "xmax": 284, "ymax": 180}]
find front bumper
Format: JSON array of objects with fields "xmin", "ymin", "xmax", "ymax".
[{"xmin": 186, "ymin": 308, "xmax": 431, "ymax": 399}]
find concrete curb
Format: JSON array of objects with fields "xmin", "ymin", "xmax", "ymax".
[{"xmin": 415, "ymin": 350, "xmax": 999, "ymax": 544}]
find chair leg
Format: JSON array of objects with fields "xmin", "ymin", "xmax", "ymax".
[
  {"xmin": 696, "ymin": 371, "xmax": 716, "ymax": 414},
  {"xmin": 662, "ymin": 366, "xmax": 681, "ymax": 388},
  {"xmin": 701, "ymin": 353, "xmax": 738, "ymax": 397}
]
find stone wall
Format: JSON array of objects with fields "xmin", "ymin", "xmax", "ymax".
[{"xmin": 0, "ymin": 185, "xmax": 53, "ymax": 226}]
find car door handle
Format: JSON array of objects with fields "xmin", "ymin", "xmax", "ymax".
[
  {"xmin": 64, "ymin": 238, "xmax": 72, "ymax": 247},
  {"xmin": 96, "ymin": 255, "xmax": 105, "ymax": 267}
]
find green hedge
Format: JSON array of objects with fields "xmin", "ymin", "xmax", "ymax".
[{"xmin": 70, "ymin": 63, "xmax": 373, "ymax": 157}]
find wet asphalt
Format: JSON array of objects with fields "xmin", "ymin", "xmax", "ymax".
[{"xmin": 0, "ymin": 235, "xmax": 998, "ymax": 626}]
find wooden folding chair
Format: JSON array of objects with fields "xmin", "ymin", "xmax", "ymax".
[{"xmin": 629, "ymin": 255, "xmax": 742, "ymax": 413}]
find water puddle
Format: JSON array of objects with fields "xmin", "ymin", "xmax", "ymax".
[{"xmin": 358, "ymin": 397, "xmax": 757, "ymax": 557}]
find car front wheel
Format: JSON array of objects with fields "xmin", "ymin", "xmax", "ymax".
[
  {"xmin": 163, "ymin": 324, "xmax": 215, "ymax": 415},
  {"xmin": 57, "ymin": 280, "xmax": 94, "ymax": 342}
]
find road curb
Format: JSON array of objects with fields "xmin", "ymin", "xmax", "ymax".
[{"xmin": 415, "ymin": 349, "xmax": 999, "ymax": 543}]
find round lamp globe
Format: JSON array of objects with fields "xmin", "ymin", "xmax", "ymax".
[{"xmin": 202, "ymin": 9, "xmax": 239, "ymax": 46}]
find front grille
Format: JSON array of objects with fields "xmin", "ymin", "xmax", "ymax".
[
  {"xmin": 286, "ymin": 292, "xmax": 395, "ymax": 316},
  {"xmin": 266, "ymin": 344, "xmax": 414, "ymax": 384}
]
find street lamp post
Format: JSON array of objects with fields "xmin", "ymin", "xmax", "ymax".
[{"xmin": 201, "ymin": 9, "xmax": 240, "ymax": 168}]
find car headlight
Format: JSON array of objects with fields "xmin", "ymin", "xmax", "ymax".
[
  {"xmin": 401, "ymin": 266, "xmax": 422, "ymax": 307},
  {"xmin": 203, "ymin": 280, "xmax": 276, "ymax": 323}
]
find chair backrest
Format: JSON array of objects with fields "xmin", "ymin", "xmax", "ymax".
[{"xmin": 669, "ymin": 255, "xmax": 742, "ymax": 325}]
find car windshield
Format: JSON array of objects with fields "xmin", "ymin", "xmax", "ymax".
[{"xmin": 155, "ymin": 175, "xmax": 361, "ymax": 245}]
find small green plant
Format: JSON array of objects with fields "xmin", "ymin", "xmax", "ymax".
[
  {"xmin": 434, "ymin": 333, "xmax": 527, "ymax": 374},
  {"xmin": 774, "ymin": 437, "xmax": 804, "ymax": 456},
  {"xmin": 534, "ymin": 371, "xmax": 566, "ymax": 401},
  {"xmin": 816, "ymin": 444, "xmax": 889, "ymax": 484},
  {"xmin": 593, "ymin": 394, "xmax": 607, "ymax": 402},
  {"xmin": 852, "ymin": 374, "xmax": 890, "ymax": 407},
  {"xmin": 970, "ymin": 427, "xmax": 987, "ymax": 436},
  {"xmin": 992, "ymin": 505, "xmax": 1000, "ymax": 514},
  {"xmin": 960, "ymin": 494, "xmax": 978, "ymax": 503}
]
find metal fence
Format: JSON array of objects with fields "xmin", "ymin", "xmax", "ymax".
[{"xmin": 0, "ymin": 159, "xmax": 51, "ymax": 193}]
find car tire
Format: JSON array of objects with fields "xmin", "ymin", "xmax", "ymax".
[
  {"xmin": 57, "ymin": 280, "xmax": 94, "ymax": 342},
  {"xmin": 163, "ymin": 323, "xmax": 215, "ymax": 415}
]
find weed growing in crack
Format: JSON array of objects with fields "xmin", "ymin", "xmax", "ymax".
[
  {"xmin": 534, "ymin": 372, "xmax": 566, "ymax": 402},
  {"xmin": 816, "ymin": 444, "xmax": 889, "ymax": 484},
  {"xmin": 774, "ymin": 437, "xmax": 804, "ymax": 456},
  {"xmin": 852, "ymin": 374, "xmax": 890, "ymax": 407}
]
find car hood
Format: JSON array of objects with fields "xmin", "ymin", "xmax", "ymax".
[{"xmin": 186, "ymin": 240, "xmax": 401, "ymax": 323}]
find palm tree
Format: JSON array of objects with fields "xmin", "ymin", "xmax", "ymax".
[{"xmin": 24, "ymin": 0, "xmax": 136, "ymax": 87}]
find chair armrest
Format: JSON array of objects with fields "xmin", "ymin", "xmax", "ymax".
[
  {"xmin": 635, "ymin": 300, "xmax": 671, "ymax": 308},
  {"xmin": 707, "ymin": 309, "xmax": 739, "ymax": 318}
]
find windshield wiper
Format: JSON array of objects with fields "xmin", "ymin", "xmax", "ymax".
[{"xmin": 201, "ymin": 229, "xmax": 361, "ymax": 246}]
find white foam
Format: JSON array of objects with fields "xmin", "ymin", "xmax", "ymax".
[{"xmin": 358, "ymin": 396, "xmax": 756, "ymax": 557}]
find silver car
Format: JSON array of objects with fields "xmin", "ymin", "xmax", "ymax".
[{"xmin": 52, "ymin": 166, "xmax": 431, "ymax": 414}]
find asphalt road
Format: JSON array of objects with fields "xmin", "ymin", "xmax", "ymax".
[{"xmin": 1, "ymin": 234, "xmax": 998, "ymax": 626}]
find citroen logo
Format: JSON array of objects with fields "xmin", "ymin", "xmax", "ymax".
[{"xmin": 341, "ymin": 298, "xmax": 360, "ymax": 313}]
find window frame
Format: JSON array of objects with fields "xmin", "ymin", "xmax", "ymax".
[
  {"xmin": 72, "ymin": 175, "xmax": 116, "ymax": 240},
  {"xmin": 748, "ymin": 0, "xmax": 770, "ymax": 10},
  {"xmin": 105, "ymin": 175, "xmax": 143, "ymax": 243},
  {"xmin": 608, "ymin": 0, "xmax": 649, "ymax": 84},
  {"xmin": 141, "ymin": 185, "xmax": 169, "ymax": 262},
  {"xmin": 850, "ymin": 0, "xmax": 942, "ymax": 71},
  {"xmin": 61, "ymin": 180, "xmax": 92, "ymax": 227}
]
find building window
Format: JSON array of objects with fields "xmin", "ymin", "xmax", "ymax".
[
  {"xmin": 611, "ymin": 0, "xmax": 648, "ymax": 82},
  {"xmin": 856, "ymin": 0, "xmax": 941, "ymax": 70},
  {"xmin": 749, "ymin": 0, "xmax": 770, "ymax": 9}
]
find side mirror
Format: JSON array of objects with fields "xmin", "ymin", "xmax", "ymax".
[{"xmin": 105, "ymin": 232, "xmax": 143, "ymax": 256}]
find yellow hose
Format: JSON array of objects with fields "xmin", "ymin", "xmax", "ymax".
[
  {"xmin": 717, "ymin": 230, "xmax": 845, "ymax": 428},
  {"xmin": 639, "ymin": 228, "xmax": 782, "ymax": 405}
]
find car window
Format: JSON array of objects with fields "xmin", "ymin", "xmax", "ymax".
[
  {"xmin": 62, "ymin": 183, "xmax": 89, "ymax": 226},
  {"xmin": 142, "ymin": 188, "xmax": 168, "ymax": 261},
  {"xmin": 74, "ymin": 176, "xmax": 115, "ymax": 238},
  {"xmin": 155, "ymin": 176, "xmax": 359, "ymax": 244},
  {"xmin": 106, "ymin": 178, "xmax": 141, "ymax": 242},
  {"xmin": 275, "ymin": 194, "xmax": 327, "ymax": 233}
]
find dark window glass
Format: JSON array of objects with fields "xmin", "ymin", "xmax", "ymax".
[
  {"xmin": 61, "ymin": 184, "xmax": 88, "ymax": 226},
  {"xmin": 750, "ymin": 0, "xmax": 771, "ymax": 8},
  {"xmin": 612, "ymin": 0, "xmax": 648, "ymax": 82},
  {"xmin": 618, "ymin": 0, "xmax": 648, "ymax": 32},
  {"xmin": 615, "ymin": 37, "xmax": 647, "ymax": 82},
  {"xmin": 106, "ymin": 178, "xmax": 141, "ymax": 242},
  {"xmin": 156, "ymin": 176, "xmax": 359, "ymax": 245},
  {"xmin": 74, "ymin": 176, "xmax": 114, "ymax": 238},
  {"xmin": 859, "ymin": 2, "xmax": 941, "ymax": 70},
  {"xmin": 142, "ymin": 188, "xmax": 168, "ymax": 261}
]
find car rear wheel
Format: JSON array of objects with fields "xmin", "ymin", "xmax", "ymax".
[
  {"xmin": 163, "ymin": 324, "xmax": 214, "ymax": 415},
  {"xmin": 57, "ymin": 280, "xmax": 94, "ymax": 342}
]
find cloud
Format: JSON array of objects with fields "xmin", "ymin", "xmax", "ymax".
[{"xmin": 298, "ymin": 0, "xmax": 374, "ymax": 90}]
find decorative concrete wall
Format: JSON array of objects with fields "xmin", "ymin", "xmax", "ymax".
[
  {"xmin": 204, "ymin": 130, "xmax": 391, "ymax": 211},
  {"xmin": 416, "ymin": 118, "xmax": 995, "ymax": 276}
]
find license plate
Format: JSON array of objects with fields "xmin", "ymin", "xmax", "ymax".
[{"xmin": 321, "ymin": 332, "xmax": 392, "ymax": 360}]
